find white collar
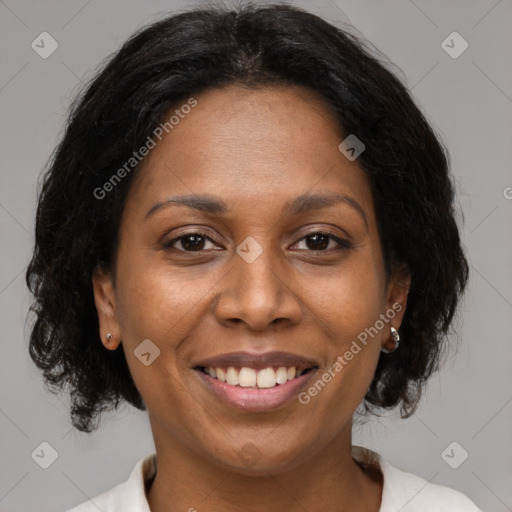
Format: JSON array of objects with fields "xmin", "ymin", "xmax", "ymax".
[{"xmin": 69, "ymin": 445, "xmax": 481, "ymax": 511}]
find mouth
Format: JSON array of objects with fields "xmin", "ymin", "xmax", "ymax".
[
  {"xmin": 192, "ymin": 350, "xmax": 319, "ymax": 389},
  {"xmin": 195, "ymin": 365, "xmax": 316, "ymax": 389},
  {"xmin": 191, "ymin": 351, "xmax": 320, "ymax": 411}
]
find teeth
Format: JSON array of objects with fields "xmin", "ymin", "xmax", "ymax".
[
  {"xmin": 204, "ymin": 366, "xmax": 308, "ymax": 388},
  {"xmin": 226, "ymin": 366, "xmax": 239, "ymax": 386},
  {"xmin": 275, "ymin": 367, "xmax": 288, "ymax": 384},
  {"xmin": 256, "ymin": 368, "xmax": 276, "ymax": 388},
  {"xmin": 238, "ymin": 367, "xmax": 257, "ymax": 387}
]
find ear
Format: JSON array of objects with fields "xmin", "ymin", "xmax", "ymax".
[
  {"xmin": 92, "ymin": 265, "xmax": 122, "ymax": 351},
  {"xmin": 383, "ymin": 263, "xmax": 411, "ymax": 342}
]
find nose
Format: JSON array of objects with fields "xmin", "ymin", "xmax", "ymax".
[{"xmin": 214, "ymin": 249, "xmax": 303, "ymax": 331}]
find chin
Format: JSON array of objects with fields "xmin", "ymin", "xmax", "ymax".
[{"xmin": 206, "ymin": 439, "xmax": 313, "ymax": 476}]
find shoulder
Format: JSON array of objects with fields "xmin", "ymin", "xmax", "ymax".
[
  {"xmin": 65, "ymin": 454, "xmax": 156, "ymax": 512},
  {"xmin": 352, "ymin": 446, "xmax": 482, "ymax": 512},
  {"xmin": 379, "ymin": 459, "xmax": 482, "ymax": 511}
]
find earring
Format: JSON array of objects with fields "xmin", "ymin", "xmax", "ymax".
[
  {"xmin": 106, "ymin": 333, "xmax": 113, "ymax": 341},
  {"xmin": 381, "ymin": 327, "xmax": 400, "ymax": 354}
]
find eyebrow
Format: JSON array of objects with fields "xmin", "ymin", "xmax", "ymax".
[{"xmin": 145, "ymin": 192, "xmax": 368, "ymax": 227}]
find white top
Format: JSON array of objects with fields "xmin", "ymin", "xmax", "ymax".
[{"xmin": 67, "ymin": 446, "xmax": 482, "ymax": 511}]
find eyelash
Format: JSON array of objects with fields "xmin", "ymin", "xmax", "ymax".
[{"xmin": 163, "ymin": 230, "xmax": 352, "ymax": 253}]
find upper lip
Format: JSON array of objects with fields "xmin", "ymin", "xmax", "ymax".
[{"xmin": 193, "ymin": 351, "xmax": 320, "ymax": 372}]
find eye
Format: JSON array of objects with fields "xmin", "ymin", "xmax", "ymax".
[
  {"xmin": 292, "ymin": 231, "xmax": 352, "ymax": 252},
  {"xmin": 164, "ymin": 230, "xmax": 351, "ymax": 253},
  {"xmin": 164, "ymin": 232, "xmax": 221, "ymax": 252}
]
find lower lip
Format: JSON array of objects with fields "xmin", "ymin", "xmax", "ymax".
[{"xmin": 194, "ymin": 369, "xmax": 317, "ymax": 412}]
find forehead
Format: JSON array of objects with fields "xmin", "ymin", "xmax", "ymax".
[{"xmin": 126, "ymin": 85, "xmax": 373, "ymax": 217}]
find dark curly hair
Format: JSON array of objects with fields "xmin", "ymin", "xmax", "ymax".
[{"xmin": 26, "ymin": 2, "xmax": 469, "ymax": 432}]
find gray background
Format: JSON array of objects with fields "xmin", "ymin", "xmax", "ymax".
[{"xmin": 1, "ymin": 0, "xmax": 511, "ymax": 510}]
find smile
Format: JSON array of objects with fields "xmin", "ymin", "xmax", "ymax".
[
  {"xmin": 194, "ymin": 366, "xmax": 318, "ymax": 412},
  {"xmin": 198, "ymin": 365, "xmax": 314, "ymax": 389}
]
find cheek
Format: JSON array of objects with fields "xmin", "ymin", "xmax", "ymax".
[
  {"xmin": 111, "ymin": 261, "xmax": 216, "ymax": 445},
  {"xmin": 296, "ymin": 251, "xmax": 385, "ymax": 411},
  {"xmin": 115, "ymin": 258, "xmax": 211, "ymax": 341},
  {"xmin": 112, "ymin": 256, "xmax": 220, "ymax": 396},
  {"xmin": 112, "ymin": 264, "xmax": 198, "ymax": 411},
  {"xmin": 305, "ymin": 251, "xmax": 385, "ymax": 337}
]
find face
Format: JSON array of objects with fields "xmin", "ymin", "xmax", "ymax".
[{"xmin": 93, "ymin": 85, "xmax": 409, "ymax": 474}]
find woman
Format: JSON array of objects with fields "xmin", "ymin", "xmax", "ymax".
[{"xmin": 26, "ymin": 3, "xmax": 482, "ymax": 511}]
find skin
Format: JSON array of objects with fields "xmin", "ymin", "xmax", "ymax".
[{"xmin": 93, "ymin": 84, "xmax": 410, "ymax": 512}]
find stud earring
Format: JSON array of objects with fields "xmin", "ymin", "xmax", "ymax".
[
  {"xmin": 381, "ymin": 326, "xmax": 400, "ymax": 354},
  {"xmin": 106, "ymin": 333, "xmax": 113, "ymax": 341}
]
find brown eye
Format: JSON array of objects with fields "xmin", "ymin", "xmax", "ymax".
[
  {"xmin": 165, "ymin": 233, "xmax": 219, "ymax": 252},
  {"xmin": 305, "ymin": 233, "xmax": 329, "ymax": 250},
  {"xmin": 293, "ymin": 231, "xmax": 352, "ymax": 252}
]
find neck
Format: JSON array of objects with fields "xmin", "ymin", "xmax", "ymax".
[{"xmin": 146, "ymin": 419, "xmax": 382, "ymax": 512}]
